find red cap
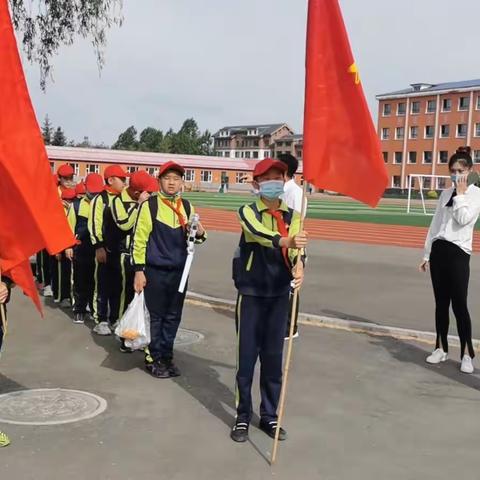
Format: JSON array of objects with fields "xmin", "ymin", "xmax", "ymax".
[
  {"xmin": 129, "ymin": 170, "xmax": 151, "ymax": 192},
  {"xmin": 75, "ymin": 182, "xmax": 86, "ymax": 195},
  {"xmin": 84, "ymin": 173, "xmax": 104, "ymax": 194},
  {"xmin": 61, "ymin": 188, "xmax": 77, "ymax": 200},
  {"xmin": 158, "ymin": 161, "xmax": 185, "ymax": 177},
  {"xmin": 252, "ymin": 158, "xmax": 287, "ymax": 179},
  {"xmin": 57, "ymin": 163, "xmax": 75, "ymax": 177},
  {"xmin": 147, "ymin": 176, "xmax": 159, "ymax": 193},
  {"xmin": 104, "ymin": 165, "xmax": 129, "ymax": 180}
]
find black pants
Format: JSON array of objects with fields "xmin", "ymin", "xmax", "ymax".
[
  {"xmin": 72, "ymin": 250, "xmax": 95, "ymax": 314},
  {"xmin": 36, "ymin": 249, "xmax": 51, "ymax": 286},
  {"xmin": 235, "ymin": 293, "xmax": 289, "ymax": 423},
  {"xmin": 144, "ymin": 267, "xmax": 186, "ymax": 363},
  {"xmin": 93, "ymin": 252, "xmax": 122, "ymax": 325},
  {"xmin": 118, "ymin": 253, "xmax": 135, "ymax": 319},
  {"xmin": 430, "ymin": 239, "xmax": 474, "ymax": 358},
  {"xmin": 285, "ymin": 289, "xmax": 299, "ymax": 337},
  {"xmin": 50, "ymin": 254, "xmax": 71, "ymax": 302}
]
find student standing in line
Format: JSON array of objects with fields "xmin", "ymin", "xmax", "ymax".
[
  {"xmin": 0, "ymin": 277, "xmax": 12, "ymax": 446},
  {"xmin": 231, "ymin": 158, "xmax": 307, "ymax": 443},
  {"xmin": 420, "ymin": 147, "xmax": 480, "ymax": 374}
]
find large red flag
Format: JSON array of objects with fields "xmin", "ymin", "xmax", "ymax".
[
  {"xmin": 303, "ymin": 0, "xmax": 388, "ymax": 207},
  {"xmin": 0, "ymin": 0, "xmax": 76, "ymax": 311}
]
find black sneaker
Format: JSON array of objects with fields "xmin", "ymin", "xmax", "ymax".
[
  {"xmin": 165, "ymin": 360, "xmax": 181, "ymax": 377},
  {"xmin": 73, "ymin": 313, "xmax": 85, "ymax": 324},
  {"xmin": 259, "ymin": 419, "xmax": 287, "ymax": 441},
  {"xmin": 119, "ymin": 340, "xmax": 134, "ymax": 353},
  {"xmin": 149, "ymin": 360, "xmax": 170, "ymax": 379},
  {"xmin": 230, "ymin": 422, "xmax": 249, "ymax": 443}
]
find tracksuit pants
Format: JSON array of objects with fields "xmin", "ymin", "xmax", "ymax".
[
  {"xmin": 235, "ymin": 293, "xmax": 290, "ymax": 423},
  {"xmin": 285, "ymin": 288, "xmax": 299, "ymax": 337},
  {"xmin": 144, "ymin": 266, "xmax": 187, "ymax": 363},
  {"xmin": 430, "ymin": 239, "xmax": 474, "ymax": 358},
  {"xmin": 118, "ymin": 253, "xmax": 135, "ymax": 319},
  {"xmin": 36, "ymin": 249, "xmax": 51, "ymax": 286},
  {"xmin": 72, "ymin": 250, "xmax": 95, "ymax": 314},
  {"xmin": 50, "ymin": 253, "xmax": 71, "ymax": 302}
]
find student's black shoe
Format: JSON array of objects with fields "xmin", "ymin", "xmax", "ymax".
[
  {"xmin": 119, "ymin": 340, "xmax": 134, "ymax": 353},
  {"xmin": 149, "ymin": 360, "xmax": 170, "ymax": 379},
  {"xmin": 259, "ymin": 420, "xmax": 287, "ymax": 441},
  {"xmin": 230, "ymin": 422, "xmax": 249, "ymax": 443},
  {"xmin": 165, "ymin": 360, "xmax": 181, "ymax": 377}
]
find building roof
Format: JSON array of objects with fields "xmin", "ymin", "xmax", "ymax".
[
  {"xmin": 213, "ymin": 123, "xmax": 289, "ymax": 138},
  {"xmin": 274, "ymin": 134, "xmax": 303, "ymax": 142},
  {"xmin": 376, "ymin": 79, "xmax": 480, "ymax": 99}
]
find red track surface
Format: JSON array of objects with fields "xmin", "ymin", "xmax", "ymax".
[{"xmin": 196, "ymin": 207, "xmax": 480, "ymax": 251}]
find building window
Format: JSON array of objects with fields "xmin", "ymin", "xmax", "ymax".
[
  {"xmin": 263, "ymin": 151, "xmax": 270, "ymax": 158},
  {"xmin": 381, "ymin": 128, "xmax": 390, "ymax": 140},
  {"xmin": 425, "ymin": 126, "xmax": 434, "ymax": 138},
  {"xmin": 70, "ymin": 163, "xmax": 79, "ymax": 176},
  {"xmin": 442, "ymin": 98, "xmax": 451, "ymax": 112},
  {"xmin": 184, "ymin": 169, "xmax": 195, "ymax": 182},
  {"xmin": 440, "ymin": 124, "xmax": 450, "ymax": 138},
  {"xmin": 459, "ymin": 96, "xmax": 470, "ymax": 111},
  {"xmin": 200, "ymin": 170, "xmax": 212, "ymax": 183},
  {"xmin": 423, "ymin": 178, "xmax": 432, "ymax": 189},
  {"xmin": 474, "ymin": 150, "xmax": 480, "ymax": 163},
  {"xmin": 224, "ymin": 151, "xmax": 230, "ymax": 157},
  {"xmin": 392, "ymin": 176, "xmax": 401, "ymax": 188},
  {"xmin": 477, "ymin": 96, "xmax": 480, "ymax": 110},
  {"xmin": 423, "ymin": 151, "xmax": 433, "ymax": 164},
  {"xmin": 245, "ymin": 151, "xmax": 251, "ymax": 159},
  {"xmin": 383, "ymin": 103, "xmax": 391, "ymax": 116},
  {"xmin": 127, "ymin": 166, "xmax": 138, "ymax": 174},
  {"xmin": 253, "ymin": 151, "xmax": 259, "ymax": 159},
  {"xmin": 438, "ymin": 151, "xmax": 449, "ymax": 164},
  {"xmin": 50, "ymin": 161, "xmax": 54, "ymax": 172},
  {"xmin": 394, "ymin": 152, "xmax": 403, "ymax": 164},
  {"xmin": 397, "ymin": 103, "xmax": 406, "ymax": 115},
  {"xmin": 426, "ymin": 100, "xmax": 436, "ymax": 113},
  {"xmin": 475, "ymin": 123, "xmax": 480, "ymax": 137},
  {"xmin": 235, "ymin": 151, "xmax": 240, "ymax": 158},
  {"xmin": 254, "ymin": 140, "xmax": 259, "ymax": 147},
  {"xmin": 408, "ymin": 151, "xmax": 417, "ymax": 164},
  {"xmin": 235, "ymin": 172, "xmax": 245, "ymax": 183},
  {"xmin": 457, "ymin": 124, "xmax": 467, "ymax": 138},
  {"xmin": 382, "ymin": 152, "xmax": 388, "ymax": 163},
  {"xmin": 411, "ymin": 101, "xmax": 420, "ymax": 114},
  {"xmin": 438, "ymin": 178, "xmax": 447, "ymax": 189},
  {"xmin": 86, "ymin": 164, "xmax": 99, "ymax": 174},
  {"xmin": 395, "ymin": 127, "xmax": 405, "ymax": 140},
  {"xmin": 409, "ymin": 126, "xmax": 418, "ymax": 139},
  {"xmin": 146, "ymin": 167, "xmax": 157, "ymax": 176}
]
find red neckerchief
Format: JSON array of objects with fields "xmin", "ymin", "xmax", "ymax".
[
  {"xmin": 267, "ymin": 209, "xmax": 290, "ymax": 269},
  {"xmin": 161, "ymin": 197, "xmax": 186, "ymax": 229}
]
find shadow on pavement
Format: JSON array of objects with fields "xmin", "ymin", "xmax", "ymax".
[{"xmin": 0, "ymin": 373, "xmax": 26, "ymax": 394}]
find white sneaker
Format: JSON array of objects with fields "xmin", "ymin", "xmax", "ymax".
[
  {"xmin": 461, "ymin": 355, "xmax": 474, "ymax": 374},
  {"xmin": 60, "ymin": 299, "xmax": 71, "ymax": 308},
  {"xmin": 42, "ymin": 285, "xmax": 53, "ymax": 297},
  {"xmin": 426, "ymin": 348, "xmax": 448, "ymax": 364},
  {"xmin": 93, "ymin": 321, "xmax": 112, "ymax": 336}
]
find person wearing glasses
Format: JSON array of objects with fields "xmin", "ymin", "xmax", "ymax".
[{"xmin": 420, "ymin": 147, "xmax": 480, "ymax": 373}]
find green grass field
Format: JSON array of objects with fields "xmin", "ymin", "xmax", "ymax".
[{"xmin": 183, "ymin": 192, "xmax": 444, "ymax": 228}]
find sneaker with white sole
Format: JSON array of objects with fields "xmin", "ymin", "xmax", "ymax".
[
  {"xmin": 93, "ymin": 321, "xmax": 112, "ymax": 336},
  {"xmin": 461, "ymin": 355, "xmax": 474, "ymax": 374},
  {"xmin": 426, "ymin": 348, "xmax": 448, "ymax": 364},
  {"xmin": 60, "ymin": 299, "xmax": 71, "ymax": 308},
  {"xmin": 73, "ymin": 313, "xmax": 85, "ymax": 324},
  {"xmin": 42, "ymin": 285, "xmax": 53, "ymax": 297}
]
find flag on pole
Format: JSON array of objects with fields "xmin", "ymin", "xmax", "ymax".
[
  {"xmin": 0, "ymin": 0, "xmax": 76, "ymax": 311},
  {"xmin": 303, "ymin": 0, "xmax": 388, "ymax": 207}
]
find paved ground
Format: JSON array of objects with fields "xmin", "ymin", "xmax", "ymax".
[
  {"xmin": 189, "ymin": 232, "xmax": 480, "ymax": 336},
  {"xmin": 2, "ymin": 291, "xmax": 480, "ymax": 479}
]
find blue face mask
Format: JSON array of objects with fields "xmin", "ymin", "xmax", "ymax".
[{"xmin": 258, "ymin": 180, "xmax": 284, "ymax": 199}]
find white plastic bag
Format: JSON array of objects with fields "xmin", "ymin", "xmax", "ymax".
[{"xmin": 115, "ymin": 292, "xmax": 150, "ymax": 350}]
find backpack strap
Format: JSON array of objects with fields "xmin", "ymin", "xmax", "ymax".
[
  {"xmin": 181, "ymin": 198, "xmax": 191, "ymax": 221},
  {"xmin": 73, "ymin": 198, "xmax": 81, "ymax": 217}
]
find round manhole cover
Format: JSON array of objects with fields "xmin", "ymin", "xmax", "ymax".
[
  {"xmin": 0, "ymin": 389, "xmax": 107, "ymax": 425},
  {"xmin": 175, "ymin": 328, "xmax": 204, "ymax": 347}
]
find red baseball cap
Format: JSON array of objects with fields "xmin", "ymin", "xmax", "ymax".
[
  {"xmin": 85, "ymin": 173, "xmax": 105, "ymax": 194},
  {"xmin": 57, "ymin": 163, "xmax": 74, "ymax": 177},
  {"xmin": 253, "ymin": 158, "xmax": 287, "ymax": 179},
  {"xmin": 158, "ymin": 161, "xmax": 185, "ymax": 177},
  {"xmin": 104, "ymin": 165, "xmax": 129, "ymax": 180},
  {"xmin": 129, "ymin": 170, "xmax": 151, "ymax": 192},
  {"xmin": 61, "ymin": 188, "xmax": 77, "ymax": 200},
  {"xmin": 75, "ymin": 182, "xmax": 86, "ymax": 195},
  {"xmin": 147, "ymin": 176, "xmax": 159, "ymax": 193}
]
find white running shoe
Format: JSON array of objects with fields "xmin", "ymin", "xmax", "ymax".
[
  {"xmin": 42, "ymin": 285, "xmax": 53, "ymax": 297},
  {"xmin": 93, "ymin": 321, "xmax": 112, "ymax": 336},
  {"xmin": 461, "ymin": 355, "xmax": 474, "ymax": 374},
  {"xmin": 60, "ymin": 299, "xmax": 71, "ymax": 308},
  {"xmin": 426, "ymin": 348, "xmax": 448, "ymax": 364}
]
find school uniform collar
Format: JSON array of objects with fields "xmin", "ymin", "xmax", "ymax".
[
  {"xmin": 158, "ymin": 191, "xmax": 182, "ymax": 202},
  {"xmin": 121, "ymin": 188, "xmax": 135, "ymax": 202},
  {"xmin": 256, "ymin": 197, "xmax": 289, "ymax": 212}
]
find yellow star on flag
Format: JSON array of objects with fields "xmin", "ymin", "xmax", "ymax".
[{"xmin": 348, "ymin": 63, "xmax": 360, "ymax": 85}]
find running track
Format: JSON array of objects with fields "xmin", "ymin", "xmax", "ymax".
[{"xmin": 196, "ymin": 207, "xmax": 480, "ymax": 251}]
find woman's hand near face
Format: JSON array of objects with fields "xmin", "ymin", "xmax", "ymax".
[{"xmin": 456, "ymin": 173, "xmax": 468, "ymax": 195}]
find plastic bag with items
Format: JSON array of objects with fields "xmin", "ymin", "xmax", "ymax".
[{"xmin": 115, "ymin": 292, "xmax": 150, "ymax": 350}]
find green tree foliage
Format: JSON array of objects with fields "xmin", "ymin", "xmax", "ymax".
[
  {"xmin": 41, "ymin": 114, "xmax": 53, "ymax": 145},
  {"xmin": 112, "ymin": 126, "xmax": 138, "ymax": 151},
  {"xmin": 139, "ymin": 127, "xmax": 163, "ymax": 152},
  {"xmin": 10, "ymin": 0, "xmax": 123, "ymax": 89},
  {"xmin": 52, "ymin": 126, "xmax": 67, "ymax": 146}
]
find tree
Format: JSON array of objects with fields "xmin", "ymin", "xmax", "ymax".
[
  {"xmin": 41, "ymin": 115, "xmax": 53, "ymax": 145},
  {"xmin": 139, "ymin": 127, "xmax": 163, "ymax": 152},
  {"xmin": 76, "ymin": 136, "xmax": 92, "ymax": 148},
  {"xmin": 112, "ymin": 126, "xmax": 138, "ymax": 151},
  {"xmin": 52, "ymin": 126, "xmax": 67, "ymax": 146},
  {"xmin": 10, "ymin": 0, "xmax": 123, "ymax": 89}
]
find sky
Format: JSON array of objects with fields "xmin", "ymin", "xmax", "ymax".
[{"xmin": 20, "ymin": 0, "xmax": 480, "ymax": 146}]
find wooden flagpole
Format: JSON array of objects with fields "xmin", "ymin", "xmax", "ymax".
[{"xmin": 271, "ymin": 180, "xmax": 308, "ymax": 465}]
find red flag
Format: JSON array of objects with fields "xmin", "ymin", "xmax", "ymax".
[
  {"xmin": 303, "ymin": 0, "xmax": 388, "ymax": 207},
  {"xmin": 0, "ymin": 0, "xmax": 76, "ymax": 311}
]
